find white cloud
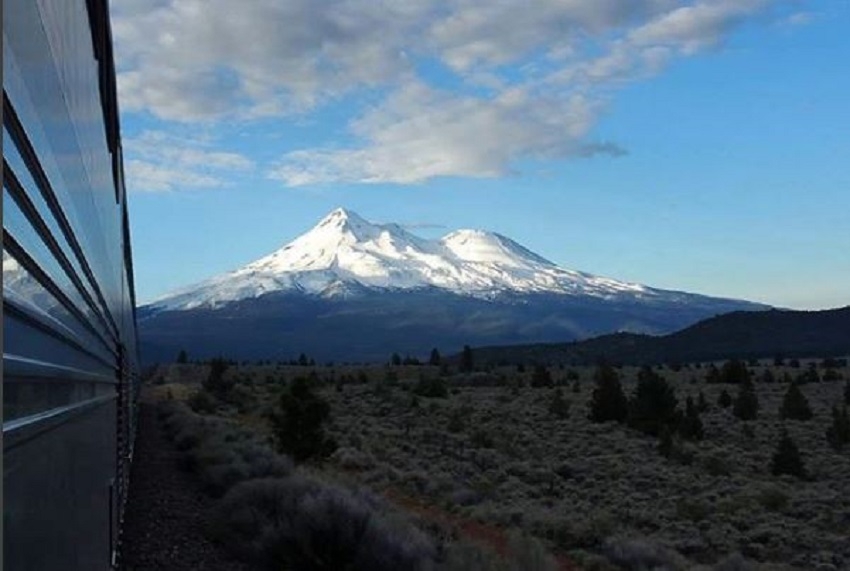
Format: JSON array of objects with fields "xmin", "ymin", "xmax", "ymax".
[
  {"xmin": 124, "ymin": 131, "xmax": 254, "ymax": 192},
  {"xmin": 113, "ymin": 0, "xmax": 782, "ymax": 186},
  {"xmin": 783, "ymin": 11, "xmax": 815, "ymax": 26},
  {"xmin": 270, "ymin": 82, "xmax": 619, "ymax": 186}
]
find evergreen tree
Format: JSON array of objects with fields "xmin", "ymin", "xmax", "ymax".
[
  {"xmin": 588, "ymin": 363, "xmax": 628, "ymax": 423},
  {"xmin": 697, "ymin": 390, "xmax": 709, "ymax": 413},
  {"xmin": 298, "ymin": 353, "xmax": 309, "ymax": 366},
  {"xmin": 202, "ymin": 357, "xmax": 233, "ymax": 399},
  {"xmin": 826, "ymin": 405, "xmax": 850, "ymax": 451},
  {"xmin": 733, "ymin": 377, "xmax": 759, "ymax": 420},
  {"xmin": 628, "ymin": 366, "xmax": 678, "ymax": 436},
  {"xmin": 461, "ymin": 345, "xmax": 474, "ymax": 372},
  {"xmin": 391, "ymin": 353, "xmax": 402, "ymax": 366},
  {"xmin": 721, "ymin": 359, "xmax": 751, "ymax": 384},
  {"xmin": 428, "ymin": 348, "xmax": 442, "ymax": 366},
  {"xmin": 779, "ymin": 381, "xmax": 813, "ymax": 421},
  {"xmin": 413, "ymin": 375, "xmax": 448, "ymax": 398},
  {"xmin": 531, "ymin": 364, "xmax": 554, "ymax": 388},
  {"xmin": 770, "ymin": 429, "xmax": 807, "ymax": 479},
  {"xmin": 176, "ymin": 349, "xmax": 188, "ymax": 364},
  {"xmin": 705, "ymin": 364, "xmax": 722, "ymax": 384},
  {"xmin": 270, "ymin": 376, "xmax": 336, "ymax": 462},
  {"xmin": 797, "ymin": 363, "xmax": 820, "ymax": 384},
  {"xmin": 549, "ymin": 388, "xmax": 570, "ymax": 419},
  {"xmin": 679, "ymin": 396, "xmax": 704, "ymax": 441},
  {"xmin": 845, "ymin": 380, "xmax": 850, "ymax": 405},
  {"xmin": 657, "ymin": 426, "xmax": 674, "ymax": 458},
  {"xmin": 761, "ymin": 368, "xmax": 776, "ymax": 383}
]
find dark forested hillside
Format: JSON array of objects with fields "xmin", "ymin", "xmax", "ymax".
[{"xmin": 468, "ymin": 306, "xmax": 850, "ymax": 366}]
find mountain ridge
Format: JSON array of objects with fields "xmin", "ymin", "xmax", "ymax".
[
  {"xmin": 137, "ymin": 208, "xmax": 771, "ymax": 363},
  {"xmin": 147, "ymin": 208, "xmax": 761, "ymax": 312},
  {"xmin": 464, "ymin": 306, "xmax": 850, "ymax": 366}
]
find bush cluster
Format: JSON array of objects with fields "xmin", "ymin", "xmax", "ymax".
[
  {"xmin": 160, "ymin": 398, "xmax": 559, "ymax": 571},
  {"xmin": 159, "ymin": 402, "xmax": 293, "ymax": 496}
]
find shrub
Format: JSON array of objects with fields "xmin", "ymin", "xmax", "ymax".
[
  {"xmin": 796, "ymin": 363, "xmax": 820, "ymax": 384},
  {"xmin": 718, "ymin": 389, "xmax": 732, "ymax": 408},
  {"xmin": 705, "ymin": 364, "xmax": 722, "ymax": 384},
  {"xmin": 158, "ymin": 402, "xmax": 293, "ymax": 496},
  {"xmin": 269, "ymin": 376, "xmax": 336, "ymax": 462},
  {"xmin": 188, "ymin": 389, "xmax": 218, "ymax": 414},
  {"xmin": 770, "ymin": 429, "xmax": 807, "ymax": 479},
  {"xmin": 588, "ymin": 364, "xmax": 628, "ymax": 423},
  {"xmin": 530, "ymin": 365, "xmax": 553, "ymax": 388},
  {"xmin": 414, "ymin": 376, "xmax": 449, "ymax": 398},
  {"xmin": 447, "ymin": 410, "xmax": 466, "ymax": 433},
  {"xmin": 602, "ymin": 536, "xmax": 690, "ymax": 571},
  {"xmin": 826, "ymin": 405, "xmax": 850, "ymax": 450},
  {"xmin": 469, "ymin": 429, "xmax": 494, "ymax": 448},
  {"xmin": 823, "ymin": 369, "xmax": 843, "ymax": 382},
  {"xmin": 779, "ymin": 381, "xmax": 813, "ymax": 421},
  {"xmin": 675, "ymin": 498, "xmax": 712, "ymax": 522},
  {"xmin": 678, "ymin": 397, "xmax": 704, "ymax": 441},
  {"xmin": 548, "ymin": 388, "xmax": 571, "ymax": 419},
  {"xmin": 212, "ymin": 477, "xmax": 436, "ymax": 571},
  {"xmin": 733, "ymin": 378, "xmax": 758, "ymax": 420},
  {"xmin": 702, "ymin": 452, "xmax": 732, "ymax": 477},
  {"xmin": 697, "ymin": 391, "xmax": 709, "ymax": 413},
  {"xmin": 721, "ymin": 359, "xmax": 751, "ymax": 384},
  {"xmin": 756, "ymin": 486, "xmax": 789, "ymax": 512}
]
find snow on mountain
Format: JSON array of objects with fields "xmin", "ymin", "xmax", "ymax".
[{"xmin": 148, "ymin": 208, "xmax": 687, "ymax": 311}]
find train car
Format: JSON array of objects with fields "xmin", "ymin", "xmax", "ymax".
[{"xmin": 3, "ymin": 0, "xmax": 140, "ymax": 568}]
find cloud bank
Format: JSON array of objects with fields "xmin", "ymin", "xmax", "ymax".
[{"xmin": 113, "ymin": 0, "xmax": 781, "ymax": 187}]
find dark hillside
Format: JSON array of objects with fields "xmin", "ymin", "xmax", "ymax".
[{"xmin": 469, "ymin": 306, "xmax": 850, "ymax": 365}]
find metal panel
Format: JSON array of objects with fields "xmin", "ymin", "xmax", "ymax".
[{"xmin": 3, "ymin": 0, "xmax": 139, "ymax": 568}]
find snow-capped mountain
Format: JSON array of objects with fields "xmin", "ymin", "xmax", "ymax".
[
  {"xmin": 138, "ymin": 208, "xmax": 768, "ymax": 363},
  {"xmin": 151, "ymin": 208, "xmax": 691, "ymax": 311}
]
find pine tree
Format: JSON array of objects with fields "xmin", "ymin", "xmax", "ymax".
[
  {"xmin": 770, "ymin": 429, "xmax": 807, "ymax": 479},
  {"xmin": 826, "ymin": 405, "xmax": 850, "ymax": 450},
  {"xmin": 733, "ymin": 377, "xmax": 759, "ymax": 420},
  {"xmin": 461, "ymin": 345, "xmax": 474, "ymax": 372},
  {"xmin": 657, "ymin": 426, "xmax": 674, "ymax": 458},
  {"xmin": 628, "ymin": 366, "xmax": 678, "ymax": 436},
  {"xmin": 705, "ymin": 364, "xmax": 721, "ymax": 384},
  {"xmin": 718, "ymin": 388, "xmax": 732, "ymax": 408},
  {"xmin": 588, "ymin": 363, "xmax": 628, "ymax": 423},
  {"xmin": 531, "ymin": 364, "xmax": 554, "ymax": 388},
  {"xmin": 779, "ymin": 381, "xmax": 813, "ymax": 421},
  {"xmin": 391, "ymin": 353, "xmax": 402, "ymax": 366},
  {"xmin": 176, "ymin": 349, "xmax": 188, "ymax": 364},
  {"xmin": 428, "ymin": 348, "xmax": 442, "ymax": 366},
  {"xmin": 697, "ymin": 390, "xmax": 709, "ymax": 413},
  {"xmin": 721, "ymin": 359, "xmax": 751, "ymax": 384},
  {"xmin": 679, "ymin": 396, "xmax": 704, "ymax": 441},
  {"xmin": 797, "ymin": 363, "xmax": 820, "ymax": 384},
  {"xmin": 549, "ymin": 388, "xmax": 570, "ymax": 419},
  {"xmin": 270, "ymin": 376, "xmax": 336, "ymax": 462},
  {"xmin": 202, "ymin": 357, "xmax": 232, "ymax": 399}
]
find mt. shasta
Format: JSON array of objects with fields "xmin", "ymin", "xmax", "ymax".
[{"xmin": 140, "ymin": 208, "xmax": 767, "ymax": 362}]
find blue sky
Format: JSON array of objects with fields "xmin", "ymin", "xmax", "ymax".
[{"xmin": 113, "ymin": 0, "xmax": 849, "ymax": 310}]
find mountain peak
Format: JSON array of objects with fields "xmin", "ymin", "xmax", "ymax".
[
  {"xmin": 148, "ymin": 210, "xmax": 687, "ymax": 310},
  {"xmin": 316, "ymin": 207, "xmax": 369, "ymax": 230}
]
